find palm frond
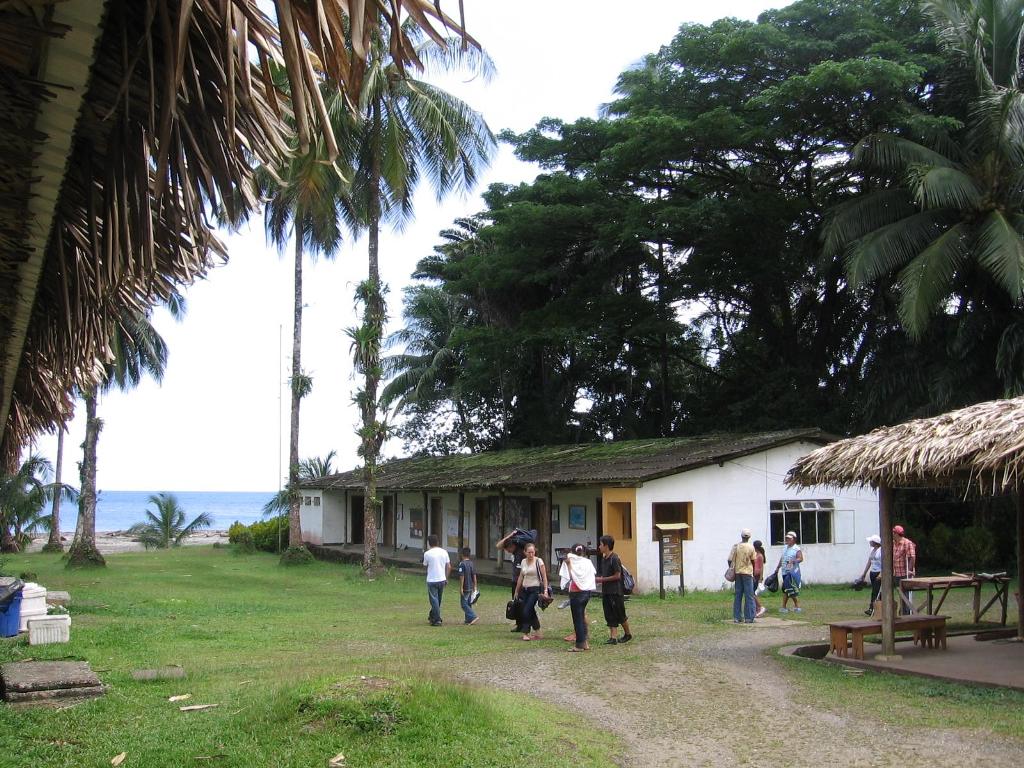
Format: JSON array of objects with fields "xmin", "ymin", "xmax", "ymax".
[
  {"xmin": 823, "ymin": 188, "xmax": 917, "ymax": 257},
  {"xmin": 846, "ymin": 210, "xmax": 957, "ymax": 286},
  {"xmin": 909, "ymin": 165, "xmax": 984, "ymax": 210},
  {"xmin": 896, "ymin": 222, "xmax": 969, "ymax": 336},
  {"xmin": 974, "ymin": 210, "xmax": 1024, "ymax": 299},
  {"xmin": 854, "ymin": 133, "xmax": 958, "ymax": 173}
]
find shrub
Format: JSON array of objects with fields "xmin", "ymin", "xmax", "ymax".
[
  {"xmin": 280, "ymin": 546, "xmax": 314, "ymax": 566},
  {"xmin": 961, "ymin": 525, "xmax": 996, "ymax": 572},
  {"xmin": 927, "ymin": 523, "xmax": 956, "ymax": 570},
  {"xmin": 250, "ymin": 515, "xmax": 288, "ymax": 553},
  {"xmin": 227, "ymin": 521, "xmax": 248, "ymax": 544}
]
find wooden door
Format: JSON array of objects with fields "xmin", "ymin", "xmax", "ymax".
[{"xmin": 351, "ymin": 495, "xmax": 364, "ymax": 545}]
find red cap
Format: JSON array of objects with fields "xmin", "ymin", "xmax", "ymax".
[{"xmin": 892, "ymin": 525, "xmax": 905, "ymax": 535}]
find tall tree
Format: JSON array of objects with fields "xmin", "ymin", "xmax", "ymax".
[
  {"xmin": 0, "ymin": 454, "xmax": 53, "ymax": 552},
  {"xmin": 258, "ymin": 81, "xmax": 350, "ymax": 559},
  {"xmin": 345, "ymin": 23, "xmax": 495, "ymax": 571},
  {"xmin": 827, "ymin": 0, "xmax": 1024, "ymax": 399},
  {"xmin": 66, "ymin": 298, "xmax": 184, "ymax": 567},
  {"xmin": 42, "ymin": 426, "xmax": 66, "ymax": 552}
]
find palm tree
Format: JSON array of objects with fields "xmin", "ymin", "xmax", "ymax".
[
  {"xmin": 0, "ymin": 454, "xmax": 49, "ymax": 552},
  {"xmin": 128, "ymin": 492, "xmax": 213, "ymax": 549},
  {"xmin": 66, "ymin": 297, "xmax": 184, "ymax": 567},
  {"xmin": 382, "ymin": 285, "xmax": 479, "ymax": 443},
  {"xmin": 826, "ymin": 0, "xmax": 1024, "ymax": 346},
  {"xmin": 344, "ymin": 22, "xmax": 496, "ymax": 572},
  {"xmin": 42, "ymin": 427, "xmax": 67, "ymax": 552},
  {"xmin": 262, "ymin": 451, "xmax": 338, "ymax": 517},
  {"xmin": 258, "ymin": 81, "xmax": 351, "ymax": 557}
]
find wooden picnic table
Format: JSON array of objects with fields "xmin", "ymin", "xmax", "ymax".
[
  {"xmin": 899, "ymin": 574, "xmax": 1011, "ymax": 625},
  {"xmin": 829, "ymin": 615, "xmax": 949, "ymax": 660}
]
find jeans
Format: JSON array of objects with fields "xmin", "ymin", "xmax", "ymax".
[
  {"xmin": 734, "ymin": 574, "xmax": 755, "ymax": 622},
  {"xmin": 460, "ymin": 590, "xmax": 477, "ymax": 623},
  {"xmin": 569, "ymin": 590, "xmax": 590, "ymax": 648},
  {"xmin": 868, "ymin": 571, "xmax": 881, "ymax": 612},
  {"xmin": 521, "ymin": 586, "xmax": 541, "ymax": 632},
  {"xmin": 427, "ymin": 581, "xmax": 445, "ymax": 624}
]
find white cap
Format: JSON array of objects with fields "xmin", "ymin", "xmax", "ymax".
[{"xmin": 867, "ymin": 534, "xmax": 881, "ymax": 545}]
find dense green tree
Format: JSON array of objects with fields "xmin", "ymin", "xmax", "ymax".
[
  {"xmin": 0, "ymin": 454, "xmax": 74, "ymax": 553},
  {"xmin": 343, "ymin": 24, "xmax": 495, "ymax": 571},
  {"xmin": 128, "ymin": 492, "xmax": 213, "ymax": 549}
]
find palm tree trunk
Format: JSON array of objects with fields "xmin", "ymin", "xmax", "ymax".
[
  {"xmin": 288, "ymin": 220, "xmax": 305, "ymax": 550},
  {"xmin": 44, "ymin": 427, "xmax": 65, "ymax": 551},
  {"xmin": 361, "ymin": 137, "xmax": 384, "ymax": 572},
  {"xmin": 66, "ymin": 391, "xmax": 106, "ymax": 567}
]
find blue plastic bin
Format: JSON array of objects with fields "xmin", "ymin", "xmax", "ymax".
[{"xmin": 0, "ymin": 591, "xmax": 22, "ymax": 637}]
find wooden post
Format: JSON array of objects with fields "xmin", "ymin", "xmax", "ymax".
[
  {"xmin": 1016, "ymin": 493, "xmax": 1024, "ymax": 641},
  {"xmin": 539, "ymin": 491, "xmax": 552, "ymax": 568},
  {"xmin": 422, "ymin": 491, "xmax": 429, "ymax": 545},
  {"xmin": 878, "ymin": 485, "xmax": 898, "ymax": 658},
  {"xmin": 458, "ymin": 492, "xmax": 465, "ymax": 551},
  {"xmin": 497, "ymin": 490, "xmax": 506, "ymax": 573}
]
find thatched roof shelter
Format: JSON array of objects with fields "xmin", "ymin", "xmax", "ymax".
[
  {"xmin": 0, "ymin": 1, "xmax": 472, "ymax": 468},
  {"xmin": 787, "ymin": 397, "xmax": 1024, "ymax": 648}
]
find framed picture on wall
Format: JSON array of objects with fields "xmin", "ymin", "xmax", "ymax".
[
  {"xmin": 568, "ymin": 504, "xmax": 586, "ymax": 530},
  {"xmin": 551, "ymin": 505, "xmax": 560, "ymax": 534}
]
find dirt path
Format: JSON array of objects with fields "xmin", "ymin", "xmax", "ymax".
[{"xmin": 452, "ymin": 618, "xmax": 1022, "ymax": 767}]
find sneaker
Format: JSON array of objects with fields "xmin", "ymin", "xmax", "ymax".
[
  {"xmin": 793, "ymin": 607, "xmax": 802, "ymax": 613},
  {"xmin": 864, "ymin": 609, "xmax": 873, "ymax": 616},
  {"xmin": 557, "ymin": 599, "xmax": 571, "ymax": 609},
  {"xmin": 604, "ymin": 637, "xmax": 618, "ymax": 645},
  {"xmin": 619, "ymin": 633, "xmax": 632, "ymax": 644},
  {"xmin": 468, "ymin": 617, "xmax": 479, "ymax": 625},
  {"xmin": 756, "ymin": 607, "xmax": 767, "ymax": 618},
  {"xmin": 779, "ymin": 608, "xmax": 789, "ymax": 613}
]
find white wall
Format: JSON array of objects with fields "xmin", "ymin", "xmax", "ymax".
[
  {"xmin": 636, "ymin": 441, "xmax": 878, "ymax": 592},
  {"xmin": 299, "ymin": 491, "xmax": 324, "ymax": 545}
]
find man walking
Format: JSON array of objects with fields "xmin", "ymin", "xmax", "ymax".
[
  {"xmin": 729, "ymin": 529, "xmax": 757, "ymax": 623},
  {"xmin": 892, "ymin": 524, "xmax": 917, "ymax": 615},
  {"xmin": 423, "ymin": 534, "xmax": 451, "ymax": 626},
  {"xmin": 595, "ymin": 535, "xmax": 633, "ymax": 644}
]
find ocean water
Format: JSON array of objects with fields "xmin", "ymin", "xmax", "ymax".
[{"xmin": 61, "ymin": 490, "xmax": 276, "ymax": 533}]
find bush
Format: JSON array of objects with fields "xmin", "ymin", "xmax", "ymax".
[
  {"xmin": 227, "ymin": 521, "xmax": 248, "ymax": 544},
  {"xmin": 927, "ymin": 523, "xmax": 956, "ymax": 570},
  {"xmin": 960, "ymin": 525, "xmax": 996, "ymax": 572},
  {"xmin": 279, "ymin": 546, "xmax": 314, "ymax": 566}
]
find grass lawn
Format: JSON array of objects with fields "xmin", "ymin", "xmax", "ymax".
[
  {"xmin": 0, "ymin": 547, "xmax": 619, "ymax": 767},
  {"xmin": 0, "ymin": 547, "xmax": 1021, "ymax": 766}
]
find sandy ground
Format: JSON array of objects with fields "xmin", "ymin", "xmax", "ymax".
[
  {"xmin": 25, "ymin": 531, "xmax": 230, "ymax": 554},
  {"xmin": 450, "ymin": 615, "xmax": 1023, "ymax": 767}
]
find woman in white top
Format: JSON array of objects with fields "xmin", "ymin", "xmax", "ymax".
[
  {"xmin": 513, "ymin": 543, "xmax": 549, "ymax": 640},
  {"xmin": 559, "ymin": 544, "xmax": 597, "ymax": 651},
  {"xmin": 858, "ymin": 534, "xmax": 883, "ymax": 615}
]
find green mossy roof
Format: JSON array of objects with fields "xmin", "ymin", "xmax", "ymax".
[{"xmin": 304, "ymin": 428, "xmax": 829, "ymax": 492}]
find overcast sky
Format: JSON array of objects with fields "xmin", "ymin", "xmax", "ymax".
[{"xmin": 33, "ymin": 1, "xmax": 783, "ymax": 492}]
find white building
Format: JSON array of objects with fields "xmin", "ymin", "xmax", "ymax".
[{"xmin": 299, "ymin": 429, "xmax": 878, "ymax": 592}]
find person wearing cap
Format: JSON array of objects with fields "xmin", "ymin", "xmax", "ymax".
[
  {"xmin": 774, "ymin": 531, "xmax": 804, "ymax": 613},
  {"xmin": 892, "ymin": 524, "xmax": 917, "ymax": 615},
  {"xmin": 857, "ymin": 535, "xmax": 883, "ymax": 616},
  {"xmin": 728, "ymin": 529, "xmax": 757, "ymax": 623}
]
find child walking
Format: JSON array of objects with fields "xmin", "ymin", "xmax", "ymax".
[{"xmin": 457, "ymin": 547, "xmax": 480, "ymax": 625}]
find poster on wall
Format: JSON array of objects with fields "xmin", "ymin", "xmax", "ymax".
[
  {"xmin": 447, "ymin": 512, "xmax": 462, "ymax": 549},
  {"xmin": 409, "ymin": 508, "xmax": 423, "ymax": 540},
  {"xmin": 568, "ymin": 504, "xmax": 586, "ymax": 530}
]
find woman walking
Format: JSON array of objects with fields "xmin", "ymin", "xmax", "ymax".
[
  {"xmin": 559, "ymin": 543, "xmax": 597, "ymax": 651},
  {"xmin": 513, "ymin": 543, "xmax": 549, "ymax": 640},
  {"xmin": 857, "ymin": 534, "xmax": 883, "ymax": 615},
  {"xmin": 775, "ymin": 531, "xmax": 804, "ymax": 613}
]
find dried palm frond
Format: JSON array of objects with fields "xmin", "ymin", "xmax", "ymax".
[
  {"xmin": 0, "ymin": 0, "xmax": 476, "ymax": 467},
  {"xmin": 787, "ymin": 396, "xmax": 1024, "ymax": 495}
]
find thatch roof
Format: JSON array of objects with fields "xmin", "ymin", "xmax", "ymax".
[
  {"xmin": 787, "ymin": 396, "xmax": 1024, "ymax": 494},
  {"xmin": 304, "ymin": 429, "xmax": 830, "ymax": 492},
  {"xmin": 0, "ymin": 1, "xmax": 471, "ymax": 468}
]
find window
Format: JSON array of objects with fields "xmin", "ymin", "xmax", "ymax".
[
  {"xmin": 313, "ymin": 497, "xmax": 321, "ymax": 507},
  {"xmin": 769, "ymin": 500, "xmax": 833, "ymax": 545},
  {"xmin": 303, "ymin": 496, "xmax": 312, "ymax": 506},
  {"xmin": 652, "ymin": 502, "xmax": 692, "ymax": 541}
]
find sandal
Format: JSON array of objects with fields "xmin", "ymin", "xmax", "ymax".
[
  {"xmin": 522, "ymin": 635, "xmax": 533, "ymax": 641},
  {"xmin": 563, "ymin": 634, "xmax": 576, "ymax": 643},
  {"xmin": 530, "ymin": 634, "xmax": 542, "ymax": 641},
  {"xmin": 568, "ymin": 647, "xmax": 587, "ymax": 652}
]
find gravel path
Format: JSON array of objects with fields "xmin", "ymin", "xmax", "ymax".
[{"xmin": 452, "ymin": 617, "xmax": 1022, "ymax": 767}]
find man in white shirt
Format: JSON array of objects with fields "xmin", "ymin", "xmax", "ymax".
[{"xmin": 423, "ymin": 534, "xmax": 451, "ymax": 626}]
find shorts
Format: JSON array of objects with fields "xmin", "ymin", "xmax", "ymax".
[
  {"xmin": 602, "ymin": 593, "xmax": 627, "ymax": 628},
  {"xmin": 782, "ymin": 571, "xmax": 800, "ymax": 598}
]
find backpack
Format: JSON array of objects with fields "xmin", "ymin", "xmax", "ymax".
[{"xmin": 620, "ymin": 563, "xmax": 635, "ymax": 595}]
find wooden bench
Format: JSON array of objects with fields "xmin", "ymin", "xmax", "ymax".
[{"xmin": 829, "ymin": 615, "xmax": 948, "ymax": 660}]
